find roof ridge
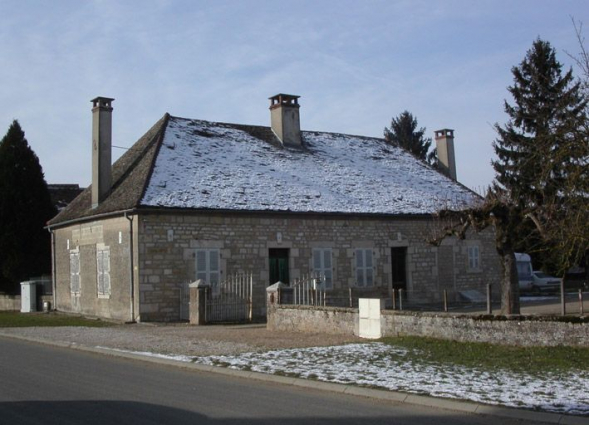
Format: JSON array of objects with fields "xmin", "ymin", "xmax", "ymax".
[
  {"xmin": 136, "ymin": 113, "xmax": 171, "ymax": 206},
  {"xmin": 168, "ymin": 115, "xmax": 386, "ymax": 142}
]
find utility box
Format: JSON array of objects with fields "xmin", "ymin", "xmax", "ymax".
[
  {"xmin": 20, "ymin": 281, "xmax": 37, "ymax": 313},
  {"xmin": 358, "ymin": 298, "xmax": 384, "ymax": 339}
]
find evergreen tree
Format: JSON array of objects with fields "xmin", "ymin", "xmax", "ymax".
[
  {"xmin": 0, "ymin": 121, "xmax": 56, "ymax": 294},
  {"xmin": 433, "ymin": 39, "xmax": 587, "ymax": 315},
  {"xmin": 493, "ymin": 38, "xmax": 586, "ymax": 208},
  {"xmin": 384, "ymin": 111, "xmax": 437, "ymax": 165},
  {"xmin": 492, "ymin": 38, "xmax": 588, "ymax": 277}
]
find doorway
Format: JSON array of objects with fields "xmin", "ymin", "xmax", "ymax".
[
  {"xmin": 269, "ymin": 248, "xmax": 290, "ymax": 285},
  {"xmin": 391, "ymin": 247, "xmax": 407, "ymax": 292}
]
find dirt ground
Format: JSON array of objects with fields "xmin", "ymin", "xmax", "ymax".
[
  {"xmin": 1, "ymin": 294, "xmax": 586, "ymax": 358},
  {"xmin": 0, "ymin": 323, "xmax": 363, "ymax": 357}
]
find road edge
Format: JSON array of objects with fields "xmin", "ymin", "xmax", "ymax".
[{"xmin": 1, "ymin": 332, "xmax": 585, "ymax": 425}]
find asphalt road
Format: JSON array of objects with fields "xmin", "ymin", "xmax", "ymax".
[{"xmin": 0, "ymin": 337, "xmax": 543, "ymax": 425}]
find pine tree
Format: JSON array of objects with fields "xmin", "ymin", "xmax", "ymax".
[
  {"xmin": 432, "ymin": 39, "xmax": 588, "ymax": 315},
  {"xmin": 0, "ymin": 121, "xmax": 56, "ymax": 294},
  {"xmin": 493, "ymin": 38, "xmax": 587, "ymax": 209},
  {"xmin": 384, "ymin": 111, "xmax": 437, "ymax": 165},
  {"xmin": 492, "ymin": 38, "xmax": 588, "ymax": 278}
]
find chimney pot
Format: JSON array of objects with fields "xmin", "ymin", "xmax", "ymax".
[
  {"xmin": 269, "ymin": 93, "xmax": 302, "ymax": 147},
  {"xmin": 435, "ymin": 128, "xmax": 457, "ymax": 181}
]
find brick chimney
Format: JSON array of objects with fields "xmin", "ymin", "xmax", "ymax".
[
  {"xmin": 269, "ymin": 94, "xmax": 302, "ymax": 147},
  {"xmin": 435, "ymin": 129, "xmax": 457, "ymax": 181},
  {"xmin": 91, "ymin": 97, "xmax": 114, "ymax": 208}
]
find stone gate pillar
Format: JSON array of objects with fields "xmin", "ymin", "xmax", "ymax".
[{"xmin": 189, "ymin": 280, "xmax": 209, "ymax": 325}]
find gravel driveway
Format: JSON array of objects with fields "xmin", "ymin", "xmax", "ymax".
[{"xmin": 0, "ymin": 323, "xmax": 361, "ymax": 357}]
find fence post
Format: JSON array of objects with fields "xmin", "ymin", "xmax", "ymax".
[
  {"xmin": 443, "ymin": 290, "xmax": 448, "ymax": 312},
  {"xmin": 392, "ymin": 289, "xmax": 396, "ymax": 310},
  {"xmin": 349, "ymin": 288, "xmax": 353, "ymax": 308},
  {"xmin": 580, "ymin": 289, "xmax": 584, "ymax": 316},
  {"xmin": 487, "ymin": 284, "xmax": 492, "ymax": 315},
  {"xmin": 248, "ymin": 274, "xmax": 253, "ymax": 322},
  {"xmin": 399, "ymin": 289, "xmax": 404, "ymax": 311},
  {"xmin": 560, "ymin": 279, "xmax": 566, "ymax": 316}
]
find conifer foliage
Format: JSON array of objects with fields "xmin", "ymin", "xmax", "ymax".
[
  {"xmin": 493, "ymin": 38, "xmax": 587, "ymax": 208},
  {"xmin": 492, "ymin": 39, "xmax": 588, "ymax": 275},
  {"xmin": 384, "ymin": 111, "xmax": 437, "ymax": 165},
  {"xmin": 0, "ymin": 121, "xmax": 56, "ymax": 293}
]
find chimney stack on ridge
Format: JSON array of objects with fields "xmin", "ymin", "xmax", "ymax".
[
  {"xmin": 269, "ymin": 94, "xmax": 302, "ymax": 147},
  {"xmin": 91, "ymin": 97, "xmax": 114, "ymax": 208},
  {"xmin": 435, "ymin": 129, "xmax": 457, "ymax": 181}
]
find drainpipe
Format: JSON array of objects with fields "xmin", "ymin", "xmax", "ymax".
[
  {"xmin": 124, "ymin": 212, "xmax": 135, "ymax": 323},
  {"xmin": 49, "ymin": 229, "xmax": 56, "ymax": 310}
]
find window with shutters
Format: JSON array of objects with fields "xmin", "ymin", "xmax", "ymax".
[
  {"xmin": 70, "ymin": 248, "xmax": 80, "ymax": 295},
  {"xmin": 96, "ymin": 246, "xmax": 111, "ymax": 298},
  {"xmin": 195, "ymin": 249, "xmax": 220, "ymax": 292},
  {"xmin": 468, "ymin": 245, "xmax": 480, "ymax": 271},
  {"xmin": 355, "ymin": 249, "xmax": 374, "ymax": 287},
  {"xmin": 312, "ymin": 248, "xmax": 333, "ymax": 289}
]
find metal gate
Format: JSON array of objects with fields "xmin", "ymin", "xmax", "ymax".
[
  {"xmin": 180, "ymin": 282, "xmax": 191, "ymax": 321},
  {"xmin": 205, "ymin": 274, "xmax": 253, "ymax": 323}
]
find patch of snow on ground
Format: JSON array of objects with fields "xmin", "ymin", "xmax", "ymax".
[
  {"xmin": 194, "ymin": 343, "xmax": 589, "ymax": 416},
  {"xmin": 96, "ymin": 346, "xmax": 194, "ymax": 363}
]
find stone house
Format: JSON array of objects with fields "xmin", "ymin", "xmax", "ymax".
[{"xmin": 47, "ymin": 94, "xmax": 501, "ymax": 322}]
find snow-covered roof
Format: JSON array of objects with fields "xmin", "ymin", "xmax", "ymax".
[{"xmin": 140, "ymin": 116, "xmax": 476, "ymax": 215}]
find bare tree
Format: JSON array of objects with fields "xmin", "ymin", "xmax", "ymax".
[
  {"xmin": 430, "ymin": 190, "xmax": 521, "ymax": 315},
  {"xmin": 565, "ymin": 17, "xmax": 589, "ymax": 97}
]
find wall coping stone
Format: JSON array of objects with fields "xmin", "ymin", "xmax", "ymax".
[{"xmin": 381, "ymin": 309, "xmax": 589, "ymax": 324}]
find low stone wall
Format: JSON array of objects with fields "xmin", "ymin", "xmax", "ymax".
[
  {"xmin": 0, "ymin": 295, "xmax": 54, "ymax": 312},
  {"xmin": 266, "ymin": 303, "xmax": 589, "ymax": 347},
  {"xmin": 382, "ymin": 311, "xmax": 589, "ymax": 347},
  {"xmin": 0, "ymin": 295, "xmax": 20, "ymax": 311},
  {"xmin": 267, "ymin": 305, "xmax": 358, "ymax": 335}
]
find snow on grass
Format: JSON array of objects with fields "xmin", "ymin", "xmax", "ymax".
[{"xmin": 194, "ymin": 343, "xmax": 589, "ymax": 416}]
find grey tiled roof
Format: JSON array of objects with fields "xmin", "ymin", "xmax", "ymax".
[{"xmin": 49, "ymin": 114, "xmax": 475, "ymax": 226}]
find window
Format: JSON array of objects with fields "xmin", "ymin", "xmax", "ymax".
[
  {"xmin": 196, "ymin": 249, "xmax": 220, "ymax": 291},
  {"xmin": 312, "ymin": 248, "xmax": 333, "ymax": 289},
  {"xmin": 355, "ymin": 249, "xmax": 374, "ymax": 287},
  {"xmin": 70, "ymin": 249, "xmax": 80, "ymax": 295},
  {"xmin": 97, "ymin": 246, "xmax": 111, "ymax": 298},
  {"xmin": 468, "ymin": 245, "xmax": 480, "ymax": 270}
]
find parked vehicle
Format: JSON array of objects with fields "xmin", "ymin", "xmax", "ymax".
[
  {"xmin": 516, "ymin": 253, "xmax": 534, "ymax": 292},
  {"xmin": 530, "ymin": 271, "xmax": 561, "ymax": 294},
  {"xmin": 516, "ymin": 253, "xmax": 560, "ymax": 294}
]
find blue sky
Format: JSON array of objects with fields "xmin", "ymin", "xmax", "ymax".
[{"xmin": 1, "ymin": 0, "xmax": 587, "ymax": 192}]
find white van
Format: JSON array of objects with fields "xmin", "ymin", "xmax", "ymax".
[
  {"xmin": 515, "ymin": 253, "xmax": 534, "ymax": 292},
  {"xmin": 516, "ymin": 252, "xmax": 561, "ymax": 294}
]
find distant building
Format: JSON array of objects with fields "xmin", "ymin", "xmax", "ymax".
[
  {"xmin": 48, "ymin": 184, "xmax": 83, "ymax": 212},
  {"xmin": 47, "ymin": 95, "xmax": 501, "ymax": 322}
]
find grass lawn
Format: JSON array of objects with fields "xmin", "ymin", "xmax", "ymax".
[
  {"xmin": 0, "ymin": 311, "xmax": 112, "ymax": 328},
  {"xmin": 381, "ymin": 336, "xmax": 589, "ymax": 374}
]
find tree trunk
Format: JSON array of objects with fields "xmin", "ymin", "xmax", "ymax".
[{"xmin": 500, "ymin": 250, "xmax": 520, "ymax": 315}]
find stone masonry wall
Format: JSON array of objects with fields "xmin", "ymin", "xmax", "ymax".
[
  {"xmin": 267, "ymin": 304, "xmax": 589, "ymax": 347},
  {"xmin": 52, "ymin": 216, "xmax": 138, "ymax": 322},
  {"xmin": 138, "ymin": 213, "xmax": 500, "ymax": 321},
  {"xmin": 0, "ymin": 295, "xmax": 20, "ymax": 311},
  {"xmin": 0, "ymin": 295, "xmax": 53, "ymax": 312},
  {"xmin": 267, "ymin": 304, "xmax": 358, "ymax": 335},
  {"xmin": 381, "ymin": 311, "xmax": 589, "ymax": 347},
  {"xmin": 137, "ymin": 212, "xmax": 501, "ymax": 322}
]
